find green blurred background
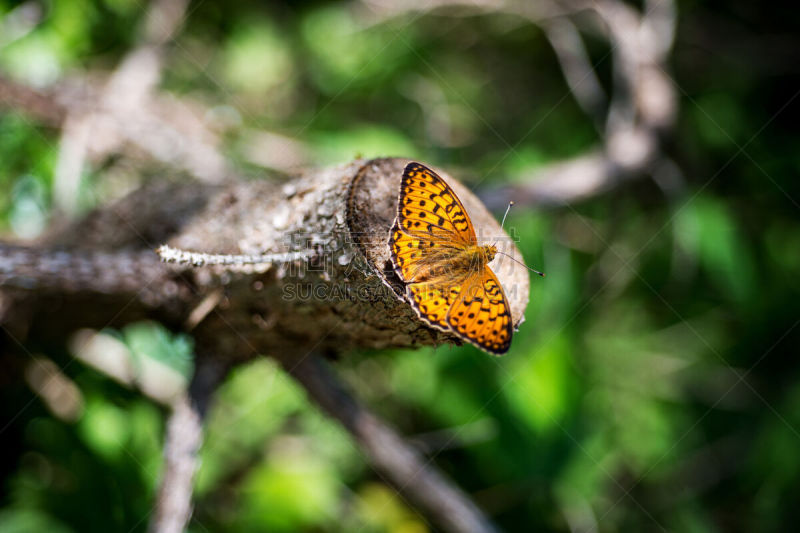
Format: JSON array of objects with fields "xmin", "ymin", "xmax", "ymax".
[{"xmin": 1, "ymin": 0, "xmax": 799, "ymax": 531}]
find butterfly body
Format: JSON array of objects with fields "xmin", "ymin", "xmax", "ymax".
[
  {"xmin": 406, "ymin": 243, "xmax": 495, "ymax": 283},
  {"xmin": 389, "ymin": 162, "xmax": 515, "ymax": 355}
]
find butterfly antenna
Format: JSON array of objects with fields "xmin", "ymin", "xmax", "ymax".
[
  {"xmin": 500, "ymin": 201, "xmax": 514, "ymax": 230},
  {"xmin": 495, "ymin": 250, "xmax": 545, "ymax": 277},
  {"xmin": 492, "ymin": 202, "xmax": 544, "ymax": 277},
  {"xmin": 491, "ymin": 201, "xmax": 515, "ymax": 248}
]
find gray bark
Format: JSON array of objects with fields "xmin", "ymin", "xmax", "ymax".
[{"xmin": 2, "ymin": 157, "xmax": 529, "ymax": 360}]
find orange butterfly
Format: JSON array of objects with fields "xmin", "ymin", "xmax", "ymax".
[{"xmin": 389, "ymin": 162, "xmax": 521, "ymax": 355}]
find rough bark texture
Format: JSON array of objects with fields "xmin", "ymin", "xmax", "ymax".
[
  {"xmin": 149, "ymin": 359, "xmax": 228, "ymax": 533},
  {"xmin": 149, "ymin": 394, "xmax": 203, "ymax": 533},
  {"xmin": 2, "ymin": 157, "xmax": 530, "ymax": 362}
]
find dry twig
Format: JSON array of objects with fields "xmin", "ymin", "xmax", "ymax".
[
  {"xmin": 359, "ymin": 0, "xmax": 679, "ymax": 209},
  {"xmin": 277, "ymin": 353, "xmax": 499, "ymax": 533},
  {"xmin": 149, "ymin": 358, "xmax": 229, "ymax": 533}
]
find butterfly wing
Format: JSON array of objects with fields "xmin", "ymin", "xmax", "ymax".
[
  {"xmin": 446, "ymin": 266, "xmax": 513, "ymax": 355},
  {"xmin": 390, "ymin": 162, "xmax": 476, "ymax": 283},
  {"xmin": 389, "ymin": 162, "xmax": 514, "ymax": 354},
  {"xmin": 406, "ymin": 280, "xmax": 465, "ymax": 331}
]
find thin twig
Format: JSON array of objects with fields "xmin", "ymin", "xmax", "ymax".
[
  {"xmin": 148, "ymin": 393, "xmax": 203, "ymax": 533},
  {"xmin": 542, "ymin": 16, "xmax": 607, "ymax": 129},
  {"xmin": 275, "ymin": 353, "xmax": 500, "ymax": 533},
  {"xmin": 149, "ymin": 358, "xmax": 228, "ymax": 533},
  {"xmin": 156, "ymin": 244, "xmax": 311, "ymax": 268},
  {"xmin": 358, "ymin": 0, "xmax": 678, "ymax": 209}
]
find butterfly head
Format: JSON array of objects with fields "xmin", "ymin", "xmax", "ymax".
[{"xmin": 483, "ymin": 244, "xmax": 498, "ymax": 263}]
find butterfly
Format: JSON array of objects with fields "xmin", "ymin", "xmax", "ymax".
[{"xmin": 389, "ymin": 162, "xmax": 520, "ymax": 355}]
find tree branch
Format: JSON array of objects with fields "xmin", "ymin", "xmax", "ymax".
[
  {"xmin": 358, "ymin": 0, "xmax": 679, "ymax": 210},
  {"xmin": 494, "ymin": 0, "xmax": 678, "ymax": 209},
  {"xmin": 2, "ymin": 158, "xmax": 530, "ymax": 357},
  {"xmin": 542, "ymin": 16, "xmax": 607, "ymax": 129},
  {"xmin": 276, "ymin": 353, "xmax": 499, "ymax": 533},
  {"xmin": 149, "ymin": 393, "xmax": 203, "ymax": 533},
  {"xmin": 149, "ymin": 357, "xmax": 228, "ymax": 533}
]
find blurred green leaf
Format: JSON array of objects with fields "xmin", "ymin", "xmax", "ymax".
[
  {"xmin": 0, "ymin": 509, "xmax": 74, "ymax": 533},
  {"xmin": 676, "ymin": 195, "xmax": 756, "ymax": 302},
  {"xmin": 9, "ymin": 174, "xmax": 48, "ymax": 238},
  {"xmin": 355, "ymin": 483, "xmax": 428, "ymax": 533},
  {"xmin": 77, "ymin": 398, "xmax": 131, "ymax": 460},
  {"xmin": 505, "ymin": 334, "xmax": 575, "ymax": 433},
  {"xmin": 691, "ymin": 92, "xmax": 746, "ymax": 149},
  {"xmin": 235, "ymin": 440, "xmax": 340, "ymax": 532},
  {"xmin": 301, "ymin": 6, "xmax": 410, "ymax": 93},
  {"xmin": 311, "ymin": 125, "xmax": 417, "ymax": 164},
  {"xmin": 120, "ymin": 322, "xmax": 194, "ymax": 378},
  {"xmin": 220, "ymin": 18, "xmax": 294, "ymax": 94}
]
